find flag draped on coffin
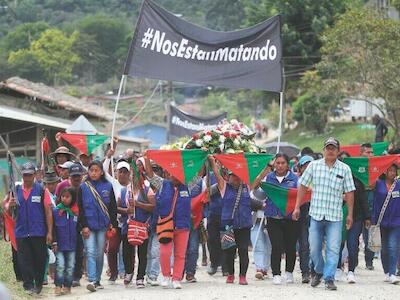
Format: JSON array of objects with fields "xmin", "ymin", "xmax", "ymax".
[
  {"xmin": 146, "ymin": 149, "xmax": 207, "ymax": 184},
  {"xmin": 261, "ymin": 182, "xmax": 312, "ymax": 215},
  {"xmin": 213, "ymin": 153, "xmax": 274, "ymax": 185},
  {"xmin": 343, "ymin": 155, "xmax": 400, "ymax": 186},
  {"xmin": 60, "ymin": 133, "xmax": 108, "ymax": 155},
  {"xmin": 341, "ymin": 142, "xmax": 389, "ymax": 157}
]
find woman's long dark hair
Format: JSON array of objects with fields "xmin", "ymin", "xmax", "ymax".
[
  {"xmin": 274, "ymin": 153, "xmax": 290, "ymax": 165},
  {"xmin": 56, "ymin": 187, "xmax": 77, "ymax": 207},
  {"xmin": 87, "ymin": 160, "xmax": 106, "ymax": 181}
]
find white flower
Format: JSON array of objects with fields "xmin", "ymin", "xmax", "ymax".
[
  {"xmin": 195, "ymin": 139, "xmax": 204, "ymax": 147},
  {"xmin": 219, "ymin": 135, "xmax": 226, "ymax": 143},
  {"xmin": 233, "ymin": 139, "xmax": 240, "ymax": 146},
  {"xmin": 219, "ymin": 143, "xmax": 225, "ymax": 152},
  {"xmin": 226, "ymin": 148, "xmax": 235, "ymax": 154},
  {"xmin": 203, "ymin": 135, "xmax": 212, "ymax": 143}
]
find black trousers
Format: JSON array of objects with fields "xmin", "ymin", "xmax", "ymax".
[
  {"xmin": 223, "ymin": 228, "xmax": 250, "ymax": 276},
  {"xmin": 16, "ymin": 237, "xmax": 47, "ymax": 291},
  {"xmin": 122, "ymin": 234, "xmax": 149, "ymax": 280},
  {"xmin": 207, "ymin": 215, "xmax": 227, "ymax": 271},
  {"xmin": 73, "ymin": 233, "xmax": 84, "ymax": 281},
  {"xmin": 267, "ymin": 217, "xmax": 300, "ymax": 276},
  {"xmin": 12, "ymin": 246, "xmax": 23, "ymax": 281}
]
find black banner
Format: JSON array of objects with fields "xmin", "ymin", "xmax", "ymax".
[
  {"xmin": 124, "ymin": 0, "xmax": 283, "ymax": 92},
  {"xmin": 169, "ymin": 104, "xmax": 227, "ymax": 139}
]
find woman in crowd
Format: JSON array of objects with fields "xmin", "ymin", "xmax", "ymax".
[
  {"xmin": 209, "ymin": 156, "xmax": 253, "ymax": 285},
  {"xmin": 78, "ymin": 161, "xmax": 118, "ymax": 292},
  {"xmin": 373, "ymin": 164, "xmax": 400, "ymax": 284}
]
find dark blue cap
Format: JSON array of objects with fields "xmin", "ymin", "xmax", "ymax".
[
  {"xmin": 69, "ymin": 163, "xmax": 84, "ymax": 176},
  {"xmin": 21, "ymin": 162, "xmax": 36, "ymax": 175}
]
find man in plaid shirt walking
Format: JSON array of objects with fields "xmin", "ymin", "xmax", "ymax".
[{"xmin": 293, "ymin": 137, "xmax": 355, "ymax": 291}]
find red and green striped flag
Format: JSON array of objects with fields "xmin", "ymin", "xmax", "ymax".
[
  {"xmin": 191, "ymin": 190, "xmax": 208, "ymax": 229},
  {"xmin": 60, "ymin": 133, "xmax": 108, "ymax": 155},
  {"xmin": 146, "ymin": 149, "xmax": 207, "ymax": 184},
  {"xmin": 343, "ymin": 155, "xmax": 399, "ymax": 186},
  {"xmin": 261, "ymin": 182, "xmax": 312, "ymax": 216},
  {"xmin": 213, "ymin": 153, "xmax": 274, "ymax": 185},
  {"xmin": 341, "ymin": 141, "xmax": 388, "ymax": 157}
]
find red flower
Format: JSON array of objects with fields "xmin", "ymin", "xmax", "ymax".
[
  {"xmin": 223, "ymin": 132, "xmax": 230, "ymax": 137},
  {"xmin": 193, "ymin": 133, "xmax": 199, "ymax": 140},
  {"xmin": 231, "ymin": 133, "xmax": 237, "ymax": 138},
  {"xmin": 206, "ymin": 131, "xmax": 212, "ymax": 136}
]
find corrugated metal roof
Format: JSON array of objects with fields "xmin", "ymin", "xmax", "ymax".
[
  {"xmin": 0, "ymin": 105, "xmax": 72, "ymax": 129},
  {"xmin": 0, "ymin": 77, "xmax": 119, "ymax": 121}
]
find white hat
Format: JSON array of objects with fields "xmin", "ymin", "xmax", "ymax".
[
  {"xmin": 59, "ymin": 161, "xmax": 74, "ymax": 169},
  {"xmin": 117, "ymin": 161, "xmax": 130, "ymax": 171}
]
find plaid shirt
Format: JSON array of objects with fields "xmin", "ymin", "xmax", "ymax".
[{"xmin": 299, "ymin": 158, "xmax": 355, "ymax": 221}]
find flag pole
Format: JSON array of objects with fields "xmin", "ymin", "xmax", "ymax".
[
  {"xmin": 276, "ymin": 91, "xmax": 284, "ymax": 154},
  {"xmin": 110, "ymin": 74, "xmax": 127, "ymax": 178}
]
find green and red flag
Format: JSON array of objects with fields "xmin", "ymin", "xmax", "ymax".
[
  {"xmin": 341, "ymin": 141, "xmax": 389, "ymax": 157},
  {"xmin": 3, "ymin": 210, "xmax": 17, "ymax": 250},
  {"xmin": 146, "ymin": 149, "xmax": 207, "ymax": 184},
  {"xmin": 60, "ymin": 133, "xmax": 108, "ymax": 155},
  {"xmin": 191, "ymin": 190, "xmax": 208, "ymax": 229},
  {"xmin": 343, "ymin": 155, "xmax": 400, "ymax": 186},
  {"xmin": 261, "ymin": 182, "xmax": 312, "ymax": 216},
  {"xmin": 213, "ymin": 153, "xmax": 274, "ymax": 185}
]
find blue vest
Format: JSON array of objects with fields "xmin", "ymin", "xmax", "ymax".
[
  {"xmin": 80, "ymin": 180, "xmax": 112, "ymax": 231},
  {"xmin": 120, "ymin": 187, "xmax": 151, "ymax": 235},
  {"xmin": 221, "ymin": 183, "xmax": 252, "ymax": 230},
  {"xmin": 156, "ymin": 180, "xmax": 191, "ymax": 230},
  {"xmin": 15, "ymin": 183, "xmax": 47, "ymax": 238},
  {"xmin": 53, "ymin": 208, "xmax": 78, "ymax": 251}
]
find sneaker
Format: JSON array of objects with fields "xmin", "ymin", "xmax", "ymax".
[
  {"xmin": 172, "ymin": 280, "xmax": 182, "ymax": 289},
  {"xmin": 311, "ymin": 273, "xmax": 323, "ymax": 287},
  {"xmin": 347, "ymin": 271, "xmax": 356, "ymax": 284},
  {"xmin": 325, "ymin": 280, "xmax": 337, "ymax": 291},
  {"xmin": 262, "ymin": 270, "xmax": 269, "ymax": 279},
  {"xmin": 335, "ymin": 268, "xmax": 343, "ymax": 281},
  {"xmin": 72, "ymin": 280, "xmax": 81, "ymax": 287},
  {"xmin": 86, "ymin": 282, "xmax": 96, "ymax": 292},
  {"xmin": 226, "ymin": 275, "xmax": 235, "ymax": 284},
  {"xmin": 186, "ymin": 274, "xmax": 197, "ymax": 283},
  {"xmin": 146, "ymin": 277, "xmax": 159, "ymax": 286},
  {"xmin": 54, "ymin": 286, "xmax": 62, "ymax": 296},
  {"xmin": 136, "ymin": 279, "xmax": 145, "ymax": 288},
  {"xmin": 384, "ymin": 273, "xmax": 390, "ymax": 282},
  {"xmin": 124, "ymin": 273, "xmax": 134, "ymax": 286},
  {"xmin": 202, "ymin": 258, "xmax": 208, "ymax": 266},
  {"xmin": 207, "ymin": 265, "xmax": 218, "ymax": 276},
  {"xmin": 273, "ymin": 275, "xmax": 282, "ymax": 285},
  {"xmin": 119, "ymin": 273, "xmax": 125, "ymax": 279},
  {"xmin": 366, "ymin": 265, "xmax": 374, "ymax": 271},
  {"xmin": 255, "ymin": 270, "xmax": 264, "ymax": 280},
  {"xmin": 286, "ymin": 272, "xmax": 294, "ymax": 283},
  {"xmin": 94, "ymin": 282, "xmax": 104, "ymax": 289},
  {"xmin": 239, "ymin": 275, "xmax": 248, "ymax": 285},
  {"xmin": 62, "ymin": 287, "xmax": 71, "ymax": 295},
  {"xmin": 390, "ymin": 275, "xmax": 400, "ymax": 284},
  {"xmin": 25, "ymin": 289, "xmax": 35, "ymax": 296},
  {"xmin": 302, "ymin": 273, "xmax": 310, "ymax": 284},
  {"xmin": 108, "ymin": 276, "xmax": 117, "ymax": 284},
  {"xmin": 161, "ymin": 276, "xmax": 171, "ymax": 288}
]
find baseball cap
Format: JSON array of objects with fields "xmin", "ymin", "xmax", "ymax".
[
  {"xmin": 21, "ymin": 162, "xmax": 36, "ymax": 175},
  {"xmin": 117, "ymin": 161, "xmax": 130, "ymax": 171},
  {"xmin": 59, "ymin": 161, "xmax": 74, "ymax": 169},
  {"xmin": 324, "ymin": 137, "xmax": 340, "ymax": 149},
  {"xmin": 69, "ymin": 163, "xmax": 84, "ymax": 176},
  {"xmin": 299, "ymin": 155, "xmax": 314, "ymax": 167},
  {"xmin": 43, "ymin": 172, "xmax": 60, "ymax": 183}
]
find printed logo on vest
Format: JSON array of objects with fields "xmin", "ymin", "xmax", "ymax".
[
  {"xmin": 102, "ymin": 190, "xmax": 110, "ymax": 197},
  {"xmin": 392, "ymin": 191, "xmax": 400, "ymax": 198},
  {"xmin": 31, "ymin": 196, "xmax": 41, "ymax": 203},
  {"xmin": 73, "ymin": 215, "xmax": 78, "ymax": 222},
  {"xmin": 180, "ymin": 190, "xmax": 189, "ymax": 197}
]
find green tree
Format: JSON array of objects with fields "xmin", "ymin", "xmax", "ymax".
[
  {"xmin": 314, "ymin": 9, "xmax": 400, "ymax": 142},
  {"xmin": 8, "ymin": 29, "xmax": 80, "ymax": 85}
]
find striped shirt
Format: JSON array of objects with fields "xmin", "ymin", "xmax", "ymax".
[{"xmin": 299, "ymin": 158, "xmax": 355, "ymax": 221}]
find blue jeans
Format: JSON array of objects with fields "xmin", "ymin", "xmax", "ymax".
[
  {"xmin": 118, "ymin": 243, "xmax": 125, "ymax": 274},
  {"xmin": 84, "ymin": 229, "xmax": 106, "ymax": 282},
  {"xmin": 146, "ymin": 231, "xmax": 160, "ymax": 280},
  {"xmin": 185, "ymin": 228, "xmax": 200, "ymax": 275},
  {"xmin": 55, "ymin": 251, "xmax": 76, "ymax": 288},
  {"xmin": 250, "ymin": 221, "xmax": 271, "ymax": 271},
  {"xmin": 380, "ymin": 226, "xmax": 400, "ymax": 276},
  {"xmin": 342, "ymin": 220, "xmax": 363, "ymax": 272},
  {"xmin": 309, "ymin": 218, "xmax": 342, "ymax": 281}
]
